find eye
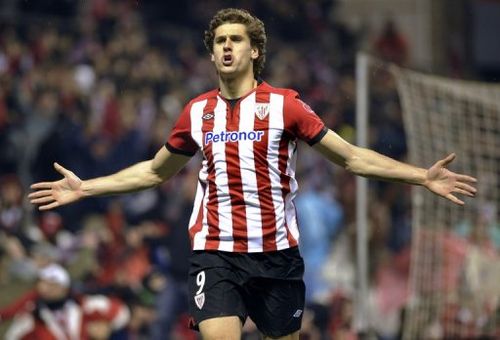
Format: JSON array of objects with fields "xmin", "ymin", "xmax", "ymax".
[{"xmin": 215, "ymin": 37, "xmax": 225, "ymax": 44}]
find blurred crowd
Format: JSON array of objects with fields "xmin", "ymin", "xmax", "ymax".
[{"xmin": 0, "ymin": 0, "xmax": 421, "ymax": 339}]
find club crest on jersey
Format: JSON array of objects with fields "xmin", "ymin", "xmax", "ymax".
[
  {"xmin": 202, "ymin": 113, "xmax": 214, "ymax": 120},
  {"xmin": 255, "ymin": 103, "xmax": 270, "ymax": 120},
  {"xmin": 194, "ymin": 293, "xmax": 205, "ymax": 309}
]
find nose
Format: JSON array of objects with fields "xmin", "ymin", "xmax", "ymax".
[{"xmin": 223, "ymin": 39, "xmax": 232, "ymax": 50}]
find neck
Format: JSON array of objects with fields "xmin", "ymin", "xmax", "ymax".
[
  {"xmin": 42, "ymin": 296, "xmax": 70, "ymax": 310},
  {"xmin": 219, "ymin": 73, "xmax": 257, "ymax": 99}
]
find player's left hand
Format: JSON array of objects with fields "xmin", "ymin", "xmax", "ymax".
[{"xmin": 424, "ymin": 153, "xmax": 477, "ymax": 205}]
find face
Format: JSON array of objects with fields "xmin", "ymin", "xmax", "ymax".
[
  {"xmin": 211, "ymin": 23, "xmax": 259, "ymax": 79},
  {"xmin": 37, "ymin": 280, "xmax": 69, "ymax": 301}
]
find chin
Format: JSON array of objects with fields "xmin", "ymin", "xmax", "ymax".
[{"xmin": 218, "ymin": 69, "xmax": 239, "ymax": 79}]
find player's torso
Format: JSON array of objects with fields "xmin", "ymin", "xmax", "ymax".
[
  {"xmin": 187, "ymin": 90, "xmax": 299, "ymax": 252},
  {"xmin": 190, "ymin": 92, "xmax": 295, "ymax": 194}
]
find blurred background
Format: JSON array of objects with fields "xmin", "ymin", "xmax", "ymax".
[{"xmin": 0, "ymin": 0, "xmax": 499, "ymax": 339}]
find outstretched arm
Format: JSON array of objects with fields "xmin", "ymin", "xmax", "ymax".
[
  {"xmin": 313, "ymin": 129, "xmax": 477, "ymax": 205},
  {"xmin": 29, "ymin": 146, "xmax": 191, "ymax": 210}
]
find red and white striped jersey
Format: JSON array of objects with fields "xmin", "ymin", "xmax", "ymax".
[{"xmin": 166, "ymin": 81, "xmax": 326, "ymax": 253}]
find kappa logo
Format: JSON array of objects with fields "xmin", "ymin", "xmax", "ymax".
[
  {"xmin": 202, "ymin": 113, "xmax": 214, "ymax": 120},
  {"xmin": 255, "ymin": 103, "xmax": 270, "ymax": 120},
  {"xmin": 194, "ymin": 293, "xmax": 205, "ymax": 309},
  {"xmin": 293, "ymin": 309, "xmax": 303, "ymax": 318}
]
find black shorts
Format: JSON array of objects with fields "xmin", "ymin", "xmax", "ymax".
[{"xmin": 188, "ymin": 246, "xmax": 305, "ymax": 337}]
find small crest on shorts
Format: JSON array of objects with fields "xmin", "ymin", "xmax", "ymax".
[
  {"xmin": 194, "ymin": 293, "xmax": 205, "ymax": 309},
  {"xmin": 255, "ymin": 103, "xmax": 270, "ymax": 120}
]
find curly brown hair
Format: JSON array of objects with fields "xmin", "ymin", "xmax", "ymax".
[{"xmin": 204, "ymin": 8, "xmax": 267, "ymax": 78}]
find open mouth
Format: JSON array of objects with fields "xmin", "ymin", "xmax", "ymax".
[{"xmin": 222, "ymin": 55, "xmax": 233, "ymax": 66}]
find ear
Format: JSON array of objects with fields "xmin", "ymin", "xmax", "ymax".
[
  {"xmin": 210, "ymin": 54, "xmax": 215, "ymax": 62},
  {"xmin": 251, "ymin": 47, "xmax": 259, "ymax": 60}
]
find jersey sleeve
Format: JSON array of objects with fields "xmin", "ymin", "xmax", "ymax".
[
  {"xmin": 4, "ymin": 313, "xmax": 35, "ymax": 339},
  {"xmin": 0, "ymin": 290, "xmax": 37, "ymax": 321},
  {"xmin": 284, "ymin": 91, "xmax": 327, "ymax": 145},
  {"xmin": 165, "ymin": 103, "xmax": 199, "ymax": 156}
]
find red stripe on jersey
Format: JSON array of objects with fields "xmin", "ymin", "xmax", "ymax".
[
  {"xmin": 188, "ymin": 181, "xmax": 206, "ymax": 247},
  {"xmin": 253, "ymin": 92, "xmax": 278, "ymax": 251},
  {"xmin": 278, "ymin": 136, "xmax": 298, "ymax": 247},
  {"xmin": 224, "ymin": 99, "xmax": 248, "ymax": 252},
  {"xmin": 202, "ymin": 97, "xmax": 220, "ymax": 250}
]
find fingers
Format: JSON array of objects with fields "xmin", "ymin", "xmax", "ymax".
[
  {"xmin": 28, "ymin": 189, "xmax": 56, "ymax": 206},
  {"xmin": 30, "ymin": 182, "xmax": 54, "ymax": 190},
  {"xmin": 457, "ymin": 174, "xmax": 477, "ymax": 183},
  {"xmin": 453, "ymin": 187, "xmax": 474, "ymax": 197},
  {"xmin": 440, "ymin": 155, "xmax": 478, "ymax": 184},
  {"xmin": 31, "ymin": 196, "xmax": 55, "ymax": 204},
  {"xmin": 446, "ymin": 193, "xmax": 464, "ymax": 206},
  {"xmin": 39, "ymin": 202, "xmax": 60, "ymax": 211},
  {"xmin": 445, "ymin": 177, "xmax": 477, "ymax": 205},
  {"xmin": 30, "ymin": 193, "xmax": 59, "ymax": 210},
  {"xmin": 28, "ymin": 190, "xmax": 52, "ymax": 199},
  {"xmin": 30, "ymin": 163, "xmax": 71, "ymax": 190},
  {"xmin": 54, "ymin": 162, "xmax": 71, "ymax": 177},
  {"xmin": 455, "ymin": 182, "xmax": 477, "ymax": 196},
  {"xmin": 438, "ymin": 153, "xmax": 456, "ymax": 167}
]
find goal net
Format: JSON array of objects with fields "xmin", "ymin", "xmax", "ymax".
[{"xmin": 393, "ymin": 67, "xmax": 500, "ymax": 339}]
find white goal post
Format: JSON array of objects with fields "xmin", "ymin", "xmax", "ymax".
[{"xmin": 355, "ymin": 52, "xmax": 500, "ymax": 339}]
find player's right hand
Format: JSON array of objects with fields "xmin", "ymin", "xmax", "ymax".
[{"xmin": 29, "ymin": 162, "xmax": 84, "ymax": 210}]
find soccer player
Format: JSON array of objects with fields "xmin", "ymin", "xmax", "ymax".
[{"xmin": 29, "ymin": 8, "xmax": 477, "ymax": 340}]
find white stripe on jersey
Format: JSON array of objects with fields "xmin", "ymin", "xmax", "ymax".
[
  {"xmin": 239, "ymin": 93, "xmax": 263, "ymax": 252},
  {"xmin": 190, "ymin": 100, "xmax": 206, "ymax": 148},
  {"xmin": 268, "ymin": 93, "xmax": 289, "ymax": 250},
  {"xmin": 189, "ymin": 180, "xmax": 204, "ymax": 232},
  {"xmin": 285, "ymin": 141, "xmax": 300, "ymax": 242},
  {"xmin": 193, "ymin": 181, "xmax": 211, "ymax": 249},
  {"xmin": 190, "ymin": 100, "xmax": 209, "ymax": 249},
  {"xmin": 212, "ymin": 98, "xmax": 233, "ymax": 252}
]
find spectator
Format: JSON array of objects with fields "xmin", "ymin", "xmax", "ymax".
[
  {"xmin": 373, "ymin": 18, "xmax": 409, "ymax": 65},
  {"xmin": 296, "ymin": 160, "xmax": 343, "ymax": 305},
  {"xmin": 4, "ymin": 263, "xmax": 130, "ymax": 340}
]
